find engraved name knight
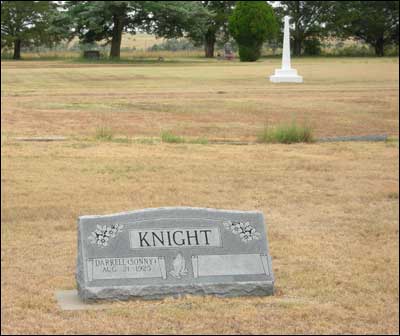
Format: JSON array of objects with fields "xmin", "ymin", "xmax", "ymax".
[
  {"xmin": 76, "ymin": 207, "xmax": 274, "ymax": 301},
  {"xmin": 130, "ymin": 228, "xmax": 221, "ymax": 248}
]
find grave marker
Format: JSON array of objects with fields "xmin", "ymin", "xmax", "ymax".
[
  {"xmin": 76, "ymin": 207, "xmax": 274, "ymax": 301},
  {"xmin": 270, "ymin": 16, "xmax": 303, "ymax": 83}
]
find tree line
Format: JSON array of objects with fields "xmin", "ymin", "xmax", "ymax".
[{"xmin": 1, "ymin": 1, "xmax": 399, "ymax": 61}]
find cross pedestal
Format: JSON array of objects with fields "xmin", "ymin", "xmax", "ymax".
[{"xmin": 269, "ymin": 16, "xmax": 303, "ymax": 83}]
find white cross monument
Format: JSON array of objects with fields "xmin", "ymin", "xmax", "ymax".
[{"xmin": 270, "ymin": 16, "xmax": 303, "ymax": 83}]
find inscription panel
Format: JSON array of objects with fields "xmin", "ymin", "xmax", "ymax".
[
  {"xmin": 87, "ymin": 257, "xmax": 166, "ymax": 281},
  {"xmin": 192, "ymin": 254, "xmax": 271, "ymax": 278}
]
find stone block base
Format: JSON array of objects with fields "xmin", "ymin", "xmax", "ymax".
[
  {"xmin": 77, "ymin": 280, "xmax": 274, "ymax": 302},
  {"xmin": 269, "ymin": 68, "xmax": 303, "ymax": 83}
]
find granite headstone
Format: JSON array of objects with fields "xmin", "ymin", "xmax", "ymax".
[{"xmin": 76, "ymin": 207, "xmax": 274, "ymax": 301}]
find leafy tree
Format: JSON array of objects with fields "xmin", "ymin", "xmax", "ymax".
[
  {"xmin": 229, "ymin": 1, "xmax": 278, "ymax": 61},
  {"xmin": 331, "ymin": 1, "xmax": 399, "ymax": 56},
  {"xmin": 188, "ymin": 1, "xmax": 235, "ymax": 58},
  {"xmin": 272, "ymin": 1, "xmax": 335, "ymax": 56},
  {"xmin": 62, "ymin": 1, "xmax": 210, "ymax": 59},
  {"xmin": 1, "ymin": 1, "xmax": 59, "ymax": 59}
]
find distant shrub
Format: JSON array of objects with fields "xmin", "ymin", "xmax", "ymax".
[
  {"xmin": 120, "ymin": 46, "xmax": 136, "ymax": 52},
  {"xmin": 149, "ymin": 38, "xmax": 197, "ymax": 52},
  {"xmin": 161, "ymin": 131, "xmax": 185, "ymax": 143},
  {"xmin": 257, "ymin": 122, "xmax": 314, "ymax": 144},
  {"xmin": 319, "ymin": 39, "xmax": 398, "ymax": 57},
  {"xmin": 330, "ymin": 44, "xmax": 375, "ymax": 57},
  {"xmin": 237, "ymin": 43, "xmax": 262, "ymax": 62},
  {"xmin": 0, "ymin": 52, "xmax": 13, "ymax": 59},
  {"xmin": 304, "ymin": 38, "xmax": 322, "ymax": 56},
  {"xmin": 384, "ymin": 44, "xmax": 399, "ymax": 56}
]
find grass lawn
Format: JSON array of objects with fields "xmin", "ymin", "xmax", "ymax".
[
  {"xmin": 1, "ymin": 57, "xmax": 399, "ymax": 334},
  {"xmin": 1, "ymin": 57, "xmax": 398, "ymax": 141}
]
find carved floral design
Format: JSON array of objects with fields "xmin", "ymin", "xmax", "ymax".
[
  {"xmin": 223, "ymin": 220, "xmax": 261, "ymax": 242},
  {"xmin": 88, "ymin": 223, "xmax": 124, "ymax": 247},
  {"xmin": 169, "ymin": 253, "xmax": 188, "ymax": 279}
]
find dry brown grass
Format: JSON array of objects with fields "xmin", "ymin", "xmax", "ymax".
[
  {"xmin": 1, "ymin": 57, "xmax": 399, "ymax": 334},
  {"xmin": 1, "ymin": 140, "xmax": 398, "ymax": 334},
  {"xmin": 1, "ymin": 58, "xmax": 398, "ymax": 141}
]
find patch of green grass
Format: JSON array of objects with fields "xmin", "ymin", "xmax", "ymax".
[
  {"xmin": 133, "ymin": 137, "xmax": 160, "ymax": 145},
  {"xmin": 160, "ymin": 132, "xmax": 208, "ymax": 145},
  {"xmin": 257, "ymin": 121, "xmax": 314, "ymax": 144},
  {"xmin": 188, "ymin": 137, "xmax": 209, "ymax": 145},
  {"xmin": 111, "ymin": 137, "xmax": 132, "ymax": 144},
  {"xmin": 95, "ymin": 126, "xmax": 114, "ymax": 141},
  {"xmin": 67, "ymin": 142, "xmax": 98, "ymax": 149},
  {"xmin": 385, "ymin": 136, "xmax": 399, "ymax": 148},
  {"xmin": 161, "ymin": 131, "xmax": 185, "ymax": 144}
]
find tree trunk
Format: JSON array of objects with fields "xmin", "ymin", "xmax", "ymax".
[
  {"xmin": 374, "ymin": 38, "xmax": 384, "ymax": 57},
  {"xmin": 13, "ymin": 39, "xmax": 21, "ymax": 60},
  {"xmin": 110, "ymin": 15, "xmax": 124, "ymax": 58},
  {"xmin": 293, "ymin": 38, "xmax": 302, "ymax": 56},
  {"xmin": 292, "ymin": 1, "xmax": 302, "ymax": 57},
  {"xmin": 204, "ymin": 30, "xmax": 216, "ymax": 58}
]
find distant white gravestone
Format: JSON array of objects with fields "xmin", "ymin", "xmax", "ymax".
[
  {"xmin": 270, "ymin": 16, "xmax": 303, "ymax": 83},
  {"xmin": 76, "ymin": 207, "xmax": 274, "ymax": 301}
]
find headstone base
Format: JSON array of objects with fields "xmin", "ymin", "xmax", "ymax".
[
  {"xmin": 77, "ymin": 280, "xmax": 274, "ymax": 302},
  {"xmin": 269, "ymin": 68, "xmax": 303, "ymax": 83}
]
